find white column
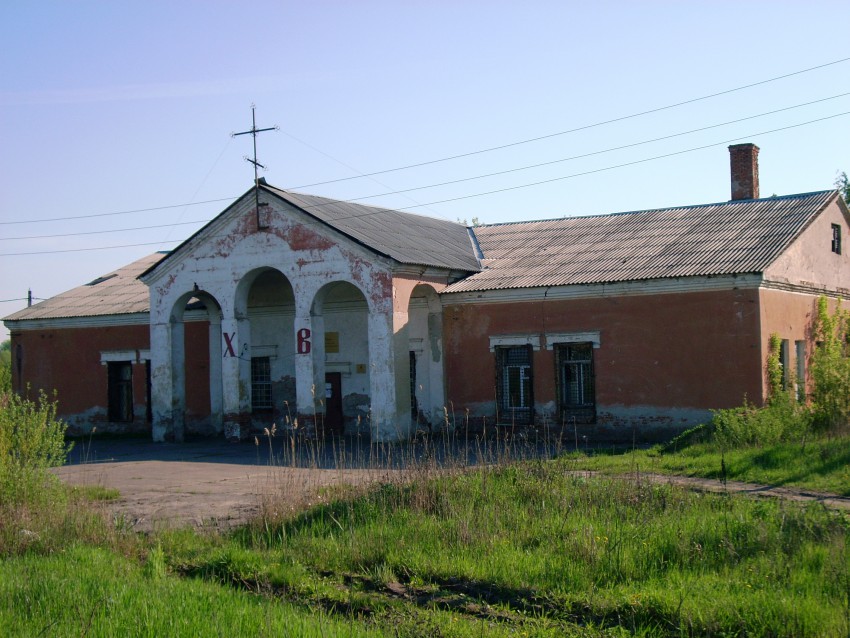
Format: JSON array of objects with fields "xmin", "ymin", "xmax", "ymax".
[
  {"xmin": 150, "ymin": 320, "xmax": 172, "ymax": 442},
  {"xmin": 310, "ymin": 312, "xmax": 326, "ymax": 420},
  {"xmin": 170, "ymin": 320, "xmax": 185, "ymax": 442},
  {"xmin": 293, "ymin": 306, "xmax": 316, "ymax": 428},
  {"xmin": 220, "ymin": 316, "xmax": 248, "ymax": 440},
  {"xmin": 208, "ymin": 313, "xmax": 223, "ymax": 433},
  {"xmin": 392, "ymin": 308, "xmax": 413, "ymax": 439},
  {"xmin": 427, "ymin": 310, "xmax": 446, "ymax": 427},
  {"xmin": 368, "ymin": 307, "xmax": 400, "ymax": 441}
]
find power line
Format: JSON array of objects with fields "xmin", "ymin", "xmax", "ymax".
[
  {"xmin": 3, "ymin": 55, "xmax": 847, "ymax": 228},
  {"xmin": 0, "ymin": 298, "xmax": 45, "ymax": 303},
  {"xmin": 5, "ymin": 91, "xmax": 848, "ymax": 237},
  {"xmin": 1, "ymin": 219, "xmax": 210, "ymax": 242},
  {"xmin": 0, "ymin": 240, "xmax": 182, "ymax": 257},
  {"xmin": 291, "ymin": 56, "xmax": 850, "ymax": 190},
  {"xmin": 391, "ymin": 111, "xmax": 850, "ymax": 212},
  {"xmin": 0, "ymin": 197, "xmax": 234, "ymax": 226},
  {"xmin": 338, "ymin": 93, "xmax": 850, "ymax": 204},
  {"xmin": 2, "ymin": 110, "xmax": 846, "ymax": 257}
]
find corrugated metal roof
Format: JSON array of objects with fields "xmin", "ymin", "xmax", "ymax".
[
  {"xmin": 3, "ymin": 252, "xmax": 167, "ymax": 322},
  {"xmin": 264, "ymin": 186, "xmax": 481, "ymax": 272},
  {"xmin": 443, "ymin": 191, "xmax": 838, "ymax": 294}
]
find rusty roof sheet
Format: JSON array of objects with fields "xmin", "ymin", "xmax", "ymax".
[
  {"xmin": 264, "ymin": 185, "xmax": 481, "ymax": 272},
  {"xmin": 3, "ymin": 252, "xmax": 167, "ymax": 322},
  {"xmin": 443, "ymin": 191, "xmax": 838, "ymax": 294}
]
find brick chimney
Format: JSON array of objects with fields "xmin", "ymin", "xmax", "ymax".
[{"xmin": 729, "ymin": 143, "xmax": 760, "ymax": 201}]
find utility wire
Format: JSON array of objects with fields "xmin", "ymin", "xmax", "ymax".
[
  {"xmin": 0, "ymin": 240, "xmax": 182, "ymax": 257},
  {"xmin": 5, "ymin": 91, "xmax": 849, "ymax": 235},
  {"xmin": 0, "ymin": 197, "xmax": 234, "ymax": 226},
  {"xmin": 1, "ymin": 219, "xmax": 209, "ymax": 242},
  {"xmin": 2, "ymin": 55, "xmax": 847, "ymax": 227},
  {"xmin": 2, "ymin": 110, "xmax": 846, "ymax": 258},
  {"xmin": 336, "ymin": 93, "xmax": 850, "ymax": 204},
  {"xmin": 291, "ymin": 56, "xmax": 850, "ymax": 190},
  {"xmin": 391, "ymin": 111, "xmax": 850, "ymax": 212},
  {"xmin": 0, "ymin": 298, "xmax": 46, "ymax": 303}
]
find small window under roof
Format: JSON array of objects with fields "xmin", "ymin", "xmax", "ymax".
[{"xmin": 86, "ymin": 274, "xmax": 118, "ymax": 286}]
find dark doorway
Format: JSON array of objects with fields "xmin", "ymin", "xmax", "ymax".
[
  {"xmin": 409, "ymin": 351, "xmax": 418, "ymax": 419},
  {"xmin": 107, "ymin": 361, "xmax": 133, "ymax": 423},
  {"xmin": 324, "ymin": 372, "xmax": 343, "ymax": 435},
  {"xmin": 145, "ymin": 360, "xmax": 153, "ymax": 424}
]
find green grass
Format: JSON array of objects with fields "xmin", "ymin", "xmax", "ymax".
[
  {"xmin": 0, "ymin": 545, "xmax": 378, "ymax": 637},
  {"xmin": 569, "ymin": 434, "xmax": 850, "ymax": 496},
  {"xmin": 2, "ymin": 433, "xmax": 849, "ymax": 636},
  {"xmin": 150, "ymin": 459, "xmax": 849, "ymax": 637}
]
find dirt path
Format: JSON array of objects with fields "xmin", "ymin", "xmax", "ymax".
[
  {"xmin": 52, "ymin": 439, "xmax": 849, "ymax": 533},
  {"xmin": 54, "ymin": 461, "xmax": 398, "ymax": 533},
  {"xmin": 609, "ymin": 471, "xmax": 850, "ymax": 511}
]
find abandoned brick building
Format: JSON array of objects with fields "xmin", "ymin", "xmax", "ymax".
[{"xmin": 5, "ymin": 144, "xmax": 850, "ymax": 442}]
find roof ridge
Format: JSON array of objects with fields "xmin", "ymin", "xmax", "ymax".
[
  {"xmin": 263, "ymin": 184, "xmax": 467, "ymax": 226},
  {"xmin": 477, "ymin": 190, "xmax": 836, "ymax": 228}
]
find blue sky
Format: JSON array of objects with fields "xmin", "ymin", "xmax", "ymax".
[{"xmin": 2, "ymin": 1, "xmax": 849, "ymax": 339}]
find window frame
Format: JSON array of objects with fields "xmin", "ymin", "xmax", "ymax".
[
  {"xmin": 107, "ymin": 361, "xmax": 134, "ymax": 423},
  {"xmin": 495, "ymin": 345, "xmax": 534, "ymax": 425},
  {"xmin": 554, "ymin": 342, "xmax": 597, "ymax": 424},
  {"xmin": 832, "ymin": 224, "xmax": 842, "ymax": 255},
  {"xmin": 250, "ymin": 356, "xmax": 273, "ymax": 412}
]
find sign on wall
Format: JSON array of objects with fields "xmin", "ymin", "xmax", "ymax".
[{"xmin": 297, "ymin": 328, "xmax": 311, "ymax": 354}]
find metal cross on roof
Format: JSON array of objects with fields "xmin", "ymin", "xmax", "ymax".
[{"xmin": 233, "ymin": 105, "xmax": 277, "ymax": 229}]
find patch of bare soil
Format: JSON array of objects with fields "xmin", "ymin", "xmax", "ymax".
[
  {"xmin": 52, "ymin": 461, "xmax": 398, "ymax": 533},
  {"xmin": 52, "ymin": 460, "xmax": 849, "ymax": 534},
  {"xmin": 629, "ymin": 472, "xmax": 850, "ymax": 511}
]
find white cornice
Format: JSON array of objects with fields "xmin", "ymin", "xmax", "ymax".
[
  {"xmin": 4, "ymin": 313, "xmax": 152, "ymax": 332},
  {"xmin": 442, "ymin": 274, "xmax": 765, "ymax": 305},
  {"xmin": 760, "ymin": 278, "xmax": 850, "ymax": 298}
]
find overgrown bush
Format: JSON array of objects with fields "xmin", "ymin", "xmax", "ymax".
[
  {"xmin": 711, "ymin": 397, "xmax": 811, "ymax": 448},
  {"xmin": 809, "ymin": 296, "xmax": 850, "ymax": 433},
  {"xmin": 0, "ymin": 388, "xmax": 71, "ymax": 504},
  {"xmin": 711, "ymin": 298, "xmax": 850, "ymax": 447},
  {"xmin": 711, "ymin": 334, "xmax": 811, "ymax": 448}
]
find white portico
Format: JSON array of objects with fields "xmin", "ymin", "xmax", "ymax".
[{"xmin": 138, "ymin": 182, "xmax": 479, "ymax": 442}]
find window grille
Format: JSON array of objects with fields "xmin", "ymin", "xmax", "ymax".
[
  {"xmin": 251, "ymin": 356, "xmax": 273, "ymax": 411},
  {"xmin": 496, "ymin": 345, "xmax": 533, "ymax": 424},
  {"xmin": 555, "ymin": 343, "xmax": 596, "ymax": 424}
]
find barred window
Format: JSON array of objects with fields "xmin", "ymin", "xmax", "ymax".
[
  {"xmin": 496, "ymin": 345, "xmax": 533, "ymax": 424},
  {"xmin": 251, "ymin": 356, "xmax": 272, "ymax": 411},
  {"xmin": 555, "ymin": 343, "xmax": 596, "ymax": 424}
]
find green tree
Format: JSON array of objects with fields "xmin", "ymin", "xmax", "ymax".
[
  {"xmin": 809, "ymin": 297, "xmax": 850, "ymax": 433},
  {"xmin": 836, "ymin": 171, "xmax": 849, "ymax": 203},
  {"xmin": 0, "ymin": 340, "xmax": 10, "ymax": 394}
]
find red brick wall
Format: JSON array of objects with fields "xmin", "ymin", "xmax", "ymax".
[
  {"xmin": 443, "ymin": 287, "xmax": 764, "ymax": 435},
  {"xmin": 10, "ymin": 320, "xmax": 211, "ymax": 434}
]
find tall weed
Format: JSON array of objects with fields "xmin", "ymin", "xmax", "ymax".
[
  {"xmin": 0, "ymin": 389, "xmax": 71, "ymax": 502},
  {"xmin": 810, "ymin": 296, "xmax": 850, "ymax": 434},
  {"xmin": 0, "ymin": 386, "xmax": 80, "ymax": 556}
]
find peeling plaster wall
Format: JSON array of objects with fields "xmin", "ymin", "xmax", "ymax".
[
  {"xmin": 142, "ymin": 192, "xmax": 403, "ymax": 441},
  {"xmin": 323, "ymin": 303, "xmax": 370, "ymax": 428}
]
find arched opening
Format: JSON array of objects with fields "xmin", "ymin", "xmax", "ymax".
[
  {"xmin": 235, "ymin": 268, "xmax": 296, "ymax": 431},
  {"xmin": 311, "ymin": 281, "xmax": 370, "ymax": 436},
  {"xmin": 407, "ymin": 284, "xmax": 444, "ymax": 429},
  {"xmin": 168, "ymin": 290, "xmax": 223, "ymax": 441}
]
